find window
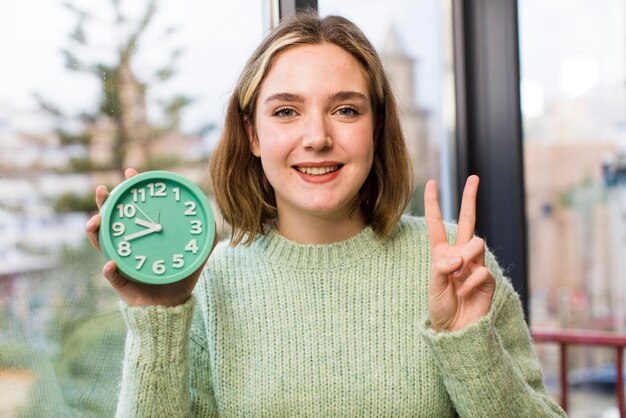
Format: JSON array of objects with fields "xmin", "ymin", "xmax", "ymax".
[
  {"xmin": 519, "ymin": 0, "xmax": 626, "ymax": 414},
  {"xmin": 0, "ymin": 1, "xmax": 267, "ymax": 414}
]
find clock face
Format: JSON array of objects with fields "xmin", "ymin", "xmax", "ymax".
[{"xmin": 99, "ymin": 171, "xmax": 215, "ymax": 285}]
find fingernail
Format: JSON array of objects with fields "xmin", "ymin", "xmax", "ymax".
[{"xmin": 449, "ymin": 256, "xmax": 462, "ymax": 266}]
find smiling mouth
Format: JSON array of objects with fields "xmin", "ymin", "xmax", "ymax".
[{"xmin": 294, "ymin": 165, "xmax": 342, "ymax": 176}]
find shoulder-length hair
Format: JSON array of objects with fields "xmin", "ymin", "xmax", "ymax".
[{"xmin": 210, "ymin": 12, "xmax": 413, "ymax": 245}]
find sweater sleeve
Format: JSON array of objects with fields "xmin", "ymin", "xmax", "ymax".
[
  {"xmin": 116, "ymin": 295, "xmax": 218, "ymax": 417},
  {"xmin": 418, "ymin": 252, "xmax": 567, "ymax": 418}
]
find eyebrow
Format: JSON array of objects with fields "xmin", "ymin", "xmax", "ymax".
[
  {"xmin": 331, "ymin": 91, "xmax": 368, "ymax": 102},
  {"xmin": 264, "ymin": 92, "xmax": 305, "ymax": 104},
  {"xmin": 264, "ymin": 91, "xmax": 369, "ymax": 104}
]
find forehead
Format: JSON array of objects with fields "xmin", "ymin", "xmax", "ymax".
[{"xmin": 258, "ymin": 43, "xmax": 370, "ymax": 98}]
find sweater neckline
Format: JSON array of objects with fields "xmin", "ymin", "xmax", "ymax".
[{"xmin": 252, "ymin": 225, "xmax": 383, "ymax": 270}]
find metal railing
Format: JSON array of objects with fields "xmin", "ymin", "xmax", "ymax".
[{"xmin": 531, "ymin": 329, "xmax": 626, "ymax": 417}]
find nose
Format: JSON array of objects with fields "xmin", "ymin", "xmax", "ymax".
[{"xmin": 301, "ymin": 113, "xmax": 332, "ymax": 151}]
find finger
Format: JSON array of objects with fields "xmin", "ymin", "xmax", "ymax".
[
  {"xmin": 124, "ymin": 168, "xmax": 138, "ymax": 180},
  {"xmin": 95, "ymin": 185, "xmax": 109, "ymax": 210},
  {"xmin": 452, "ymin": 236, "xmax": 485, "ymax": 278},
  {"xmin": 455, "ymin": 175, "xmax": 479, "ymax": 247},
  {"xmin": 103, "ymin": 261, "xmax": 129, "ymax": 290},
  {"xmin": 432, "ymin": 255, "xmax": 463, "ymax": 277},
  {"xmin": 85, "ymin": 214, "xmax": 101, "ymax": 252},
  {"xmin": 424, "ymin": 180, "xmax": 447, "ymax": 248},
  {"xmin": 456, "ymin": 266, "xmax": 494, "ymax": 297}
]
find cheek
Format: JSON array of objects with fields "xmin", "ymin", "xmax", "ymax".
[
  {"xmin": 348, "ymin": 126, "xmax": 375, "ymax": 163},
  {"xmin": 255, "ymin": 122, "xmax": 294, "ymax": 156}
]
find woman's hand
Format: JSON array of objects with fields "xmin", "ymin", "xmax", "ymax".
[
  {"xmin": 85, "ymin": 168, "xmax": 217, "ymax": 307},
  {"xmin": 424, "ymin": 175, "xmax": 496, "ymax": 332}
]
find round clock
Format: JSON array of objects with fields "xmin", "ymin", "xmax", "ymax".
[{"xmin": 98, "ymin": 171, "xmax": 215, "ymax": 285}]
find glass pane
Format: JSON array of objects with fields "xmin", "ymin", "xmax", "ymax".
[
  {"xmin": 0, "ymin": 1, "xmax": 266, "ymax": 415},
  {"xmin": 319, "ymin": 0, "xmax": 457, "ymax": 219},
  {"xmin": 519, "ymin": 0, "xmax": 626, "ymax": 415}
]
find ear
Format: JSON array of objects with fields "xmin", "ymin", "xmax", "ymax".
[{"xmin": 244, "ymin": 116, "xmax": 261, "ymax": 157}]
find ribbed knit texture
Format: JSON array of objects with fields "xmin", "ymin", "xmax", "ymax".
[{"xmin": 117, "ymin": 216, "xmax": 566, "ymax": 417}]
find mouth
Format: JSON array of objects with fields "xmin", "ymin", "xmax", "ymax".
[{"xmin": 293, "ymin": 165, "xmax": 342, "ymax": 176}]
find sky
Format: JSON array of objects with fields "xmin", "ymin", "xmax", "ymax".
[
  {"xmin": 0, "ymin": 0, "xmax": 450, "ymax": 134},
  {"xmin": 0, "ymin": 0, "xmax": 267, "ymax": 134},
  {"xmin": 1, "ymin": 0, "xmax": 624, "ymax": 126},
  {"xmin": 518, "ymin": 0, "xmax": 625, "ymax": 117}
]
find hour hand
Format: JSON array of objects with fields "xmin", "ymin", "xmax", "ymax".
[{"xmin": 135, "ymin": 218, "xmax": 156, "ymax": 229}]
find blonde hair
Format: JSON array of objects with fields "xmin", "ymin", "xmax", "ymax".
[{"xmin": 210, "ymin": 12, "xmax": 413, "ymax": 245}]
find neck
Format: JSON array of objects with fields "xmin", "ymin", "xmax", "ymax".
[{"xmin": 275, "ymin": 208, "xmax": 367, "ymax": 244}]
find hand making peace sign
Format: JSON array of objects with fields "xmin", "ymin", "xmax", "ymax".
[{"xmin": 425, "ymin": 175, "xmax": 496, "ymax": 332}]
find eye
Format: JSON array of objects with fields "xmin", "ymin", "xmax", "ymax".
[
  {"xmin": 273, "ymin": 107, "xmax": 297, "ymax": 118},
  {"xmin": 335, "ymin": 106, "xmax": 359, "ymax": 117}
]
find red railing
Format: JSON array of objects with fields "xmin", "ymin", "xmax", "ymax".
[{"xmin": 531, "ymin": 329, "xmax": 626, "ymax": 417}]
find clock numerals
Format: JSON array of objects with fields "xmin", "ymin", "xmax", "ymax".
[
  {"xmin": 130, "ymin": 188, "xmax": 146, "ymax": 203},
  {"xmin": 132, "ymin": 254, "xmax": 186, "ymax": 273},
  {"xmin": 116, "ymin": 204, "xmax": 136, "ymax": 218},
  {"xmin": 135, "ymin": 255, "xmax": 147, "ymax": 270},
  {"xmin": 112, "ymin": 222, "xmax": 125, "ymax": 236},
  {"xmin": 118, "ymin": 241, "xmax": 132, "ymax": 257},
  {"xmin": 190, "ymin": 220, "xmax": 202, "ymax": 234},
  {"xmin": 172, "ymin": 254, "xmax": 184, "ymax": 268},
  {"xmin": 173, "ymin": 187, "xmax": 181, "ymax": 201},
  {"xmin": 147, "ymin": 182, "xmax": 167, "ymax": 197},
  {"xmin": 185, "ymin": 239, "xmax": 198, "ymax": 254},
  {"xmin": 152, "ymin": 260, "xmax": 166, "ymax": 275},
  {"xmin": 184, "ymin": 201, "xmax": 197, "ymax": 216}
]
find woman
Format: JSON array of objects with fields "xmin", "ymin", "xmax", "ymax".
[{"xmin": 86, "ymin": 12, "xmax": 565, "ymax": 417}]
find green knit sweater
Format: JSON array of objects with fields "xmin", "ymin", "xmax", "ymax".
[{"xmin": 116, "ymin": 216, "xmax": 566, "ymax": 417}]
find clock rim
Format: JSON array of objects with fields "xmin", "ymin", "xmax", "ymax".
[{"xmin": 98, "ymin": 170, "xmax": 215, "ymax": 285}]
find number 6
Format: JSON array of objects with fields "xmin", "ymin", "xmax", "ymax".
[{"xmin": 153, "ymin": 260, "xmax": 165, "ymax": 275}]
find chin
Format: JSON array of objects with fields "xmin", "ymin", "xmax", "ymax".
[{"xmin": 303, "ymin": 199, "xmax": 359, "ymax": 219}]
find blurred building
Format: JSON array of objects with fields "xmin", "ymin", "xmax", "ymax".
[
  {"xmin": 524, "ymin": 79, "xmax": 626, "ymax": 376},
  {"xmin": 380, "ymin": 25, "xmax": 435, "ymax": 188}
]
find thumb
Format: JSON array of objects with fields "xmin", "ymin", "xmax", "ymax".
[{"xmin": 103, "ymin": 261, "xmax": 129, "ymax": 291}]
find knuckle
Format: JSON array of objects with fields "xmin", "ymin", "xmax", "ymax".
[{"xmin": 477, "ymin": 266, "xmax": 491, "ymax": 278}]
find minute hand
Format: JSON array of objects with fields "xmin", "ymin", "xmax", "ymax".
[
  {"xmin": 124, "ymin": 226, "xmax": 160, "ymax": 242},
  {"xmin": 132, "ymin": 203, "xmax": 157, "ymax": 225}
]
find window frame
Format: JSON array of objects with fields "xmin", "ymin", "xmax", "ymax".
[{"xmin": 452, "ymin": 0, "xmax": 528, "ymax": 320}]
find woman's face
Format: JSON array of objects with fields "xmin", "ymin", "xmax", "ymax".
[{"xmin": 248, "ymin": 42, "xmax": 375, "ymax": 230}]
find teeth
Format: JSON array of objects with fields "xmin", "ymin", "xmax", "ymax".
[{"xmin": 295, "ymin": 165, "xmax": 340, "ymax": 175}]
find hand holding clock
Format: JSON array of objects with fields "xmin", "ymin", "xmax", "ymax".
[{"xmin": 85, "ymin": 168, "xmax": 218, "ymax": 307}]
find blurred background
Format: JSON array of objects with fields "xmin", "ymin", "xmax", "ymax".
[{"xmin": 0, "ymin": 0, "xmax": 624, "ymax": 416}]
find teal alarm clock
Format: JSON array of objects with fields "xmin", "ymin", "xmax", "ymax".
[{"xmin": 99, "ymin": 171, "xmax": 215, "ymax": 284}]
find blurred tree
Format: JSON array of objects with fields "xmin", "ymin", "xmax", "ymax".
[
  {"xmin": 31, "ymin": 0, "xmax": 219, "ymax": 214},
  {"xmin": 35, "ymin": 0, "xmax": 202, "ymax": 178},
  {"xmin": 0, "ymin": 3, "xmax": 211, "ymax": 413}
]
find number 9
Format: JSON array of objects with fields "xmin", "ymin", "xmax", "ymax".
[{"xmin": 112, "ymin": 222, "xmax": 125, "ymax": 237}]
